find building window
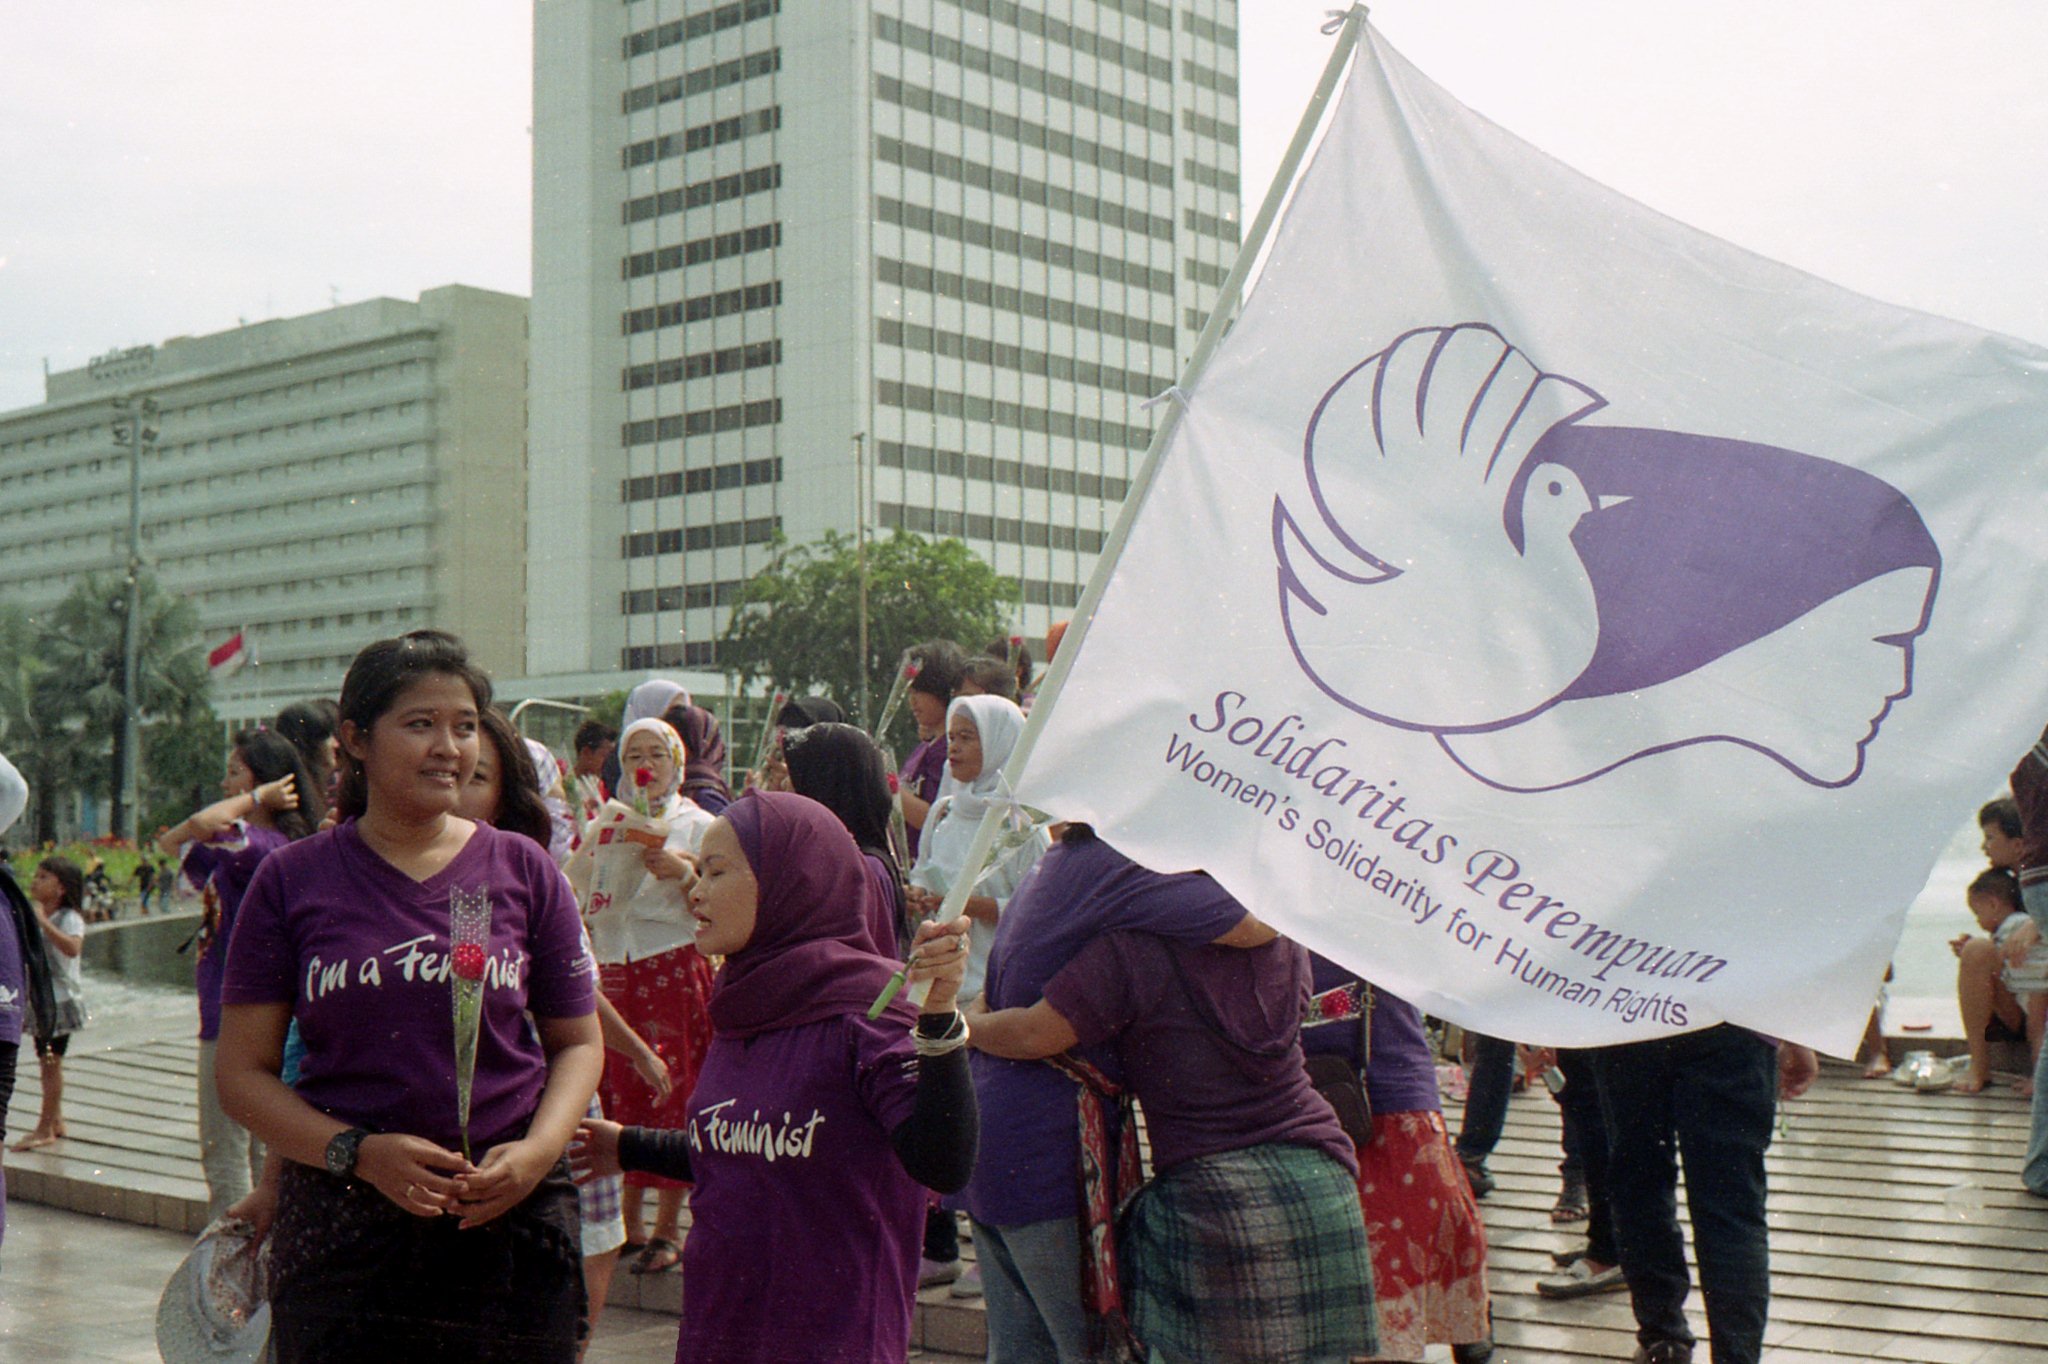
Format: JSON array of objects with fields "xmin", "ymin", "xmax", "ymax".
[
  {"xmin": 877, "ymin": 502, "xmax": 1108, "ymax": 555},
  {"xmin": 622, "ymin": 106, "xmax": 782, "ymax": 170},
  {"xmin": 621, "ymin": 516, "xmax": 780, "ymax": 558},
  {"xmin": 623, "ymin": 0, "xmax": 778, "ymax": 58},
  {"xmin": 875, "ymin": 319, "xmax": 1170, "ymax": 400},
  {"xmin": 876, "ymin": 382, "xmax": 1151, "ymax": 452},
  {"xmin": 623, "ymin": 340, "xmax": 781, "ymax": 391},
  {"xmin": 875, "ymin": 199, "xmax": 1174, "ymax": 297},
  {"xmin": 874, "ymin": 137, "xmax": 1172, "ymax": 241},
  {"xmin": 622, "ymin": 399, "xmax": 782, "ymax": 447},
  {"xmin": 624, "ymin": 222, "xmax": 781, "ymax": 281},
  {"xmin": 621, "ymin": 457, "xmax": 783, "ymax": 501},
  {"xmin": 876, "ymin": 440, "xmax": 1129, "ymax": 501},
  {"xmin": 875, "ymin": 76, "xmax": 1173, "ymax": 187},
  {"xmin": 622, "ymin": 281, "xmax": 782, "ymax": 336},
  {"xmin": 622, "ymin": 163, "xmax": 781, "ymax": 225},
  {"xmin": 622, "ymin": 47, "xmax": 780, "ymax": 114},
  {"xmin": 873, "ymin": 15, "xmax": 1171, "ymax": 136},
  {"xmin": 878, "ymin": 257, "xmax": 1175, "ymax": 349}
]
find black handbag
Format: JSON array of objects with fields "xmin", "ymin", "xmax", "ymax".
[{"xmin": 1302, "ymin": 981, "xmax": 1372, "ymax": 1146}]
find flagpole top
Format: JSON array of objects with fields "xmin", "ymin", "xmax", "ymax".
[{"xmin": 1322, "ymin": 6, "xmax": 1367, "ymax": 35}]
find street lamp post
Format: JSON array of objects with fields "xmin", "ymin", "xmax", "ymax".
[
  {"xmin": 854, "ymin": 431, "xmax": 870, "ymax": 727},
  {"xmin": 110, "ymin": 394, "xmax": 158, "ymax": 842}
]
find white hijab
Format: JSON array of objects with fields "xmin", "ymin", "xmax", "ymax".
[
  {"xmin": 616, "ymin": 717, "xmax": 691, "ymax": 822},
  {"xmin": 918, "ymin": 693, "xmax": 1031, "ymax": 884},
  {"xmin": 587, "ymin": 717, "xmax": 714, "ymax": 963},
  {"xmin": 914, "ymin": 694, "xmax": 1040, "ymax": 1002},
  {"xmin": 623, "ymin": 678, "xmax": 690, "ymax": 728}
]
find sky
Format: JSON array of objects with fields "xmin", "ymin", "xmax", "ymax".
[{"xmin": 2, "ymin": 2, "xmax": 2044, "ymax": 414}]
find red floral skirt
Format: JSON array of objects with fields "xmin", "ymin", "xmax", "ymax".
[
  {"xmin": 1355, "ymin": 1110, "xmax": 1491, "ymax": 1358},
  {"xmin": 598, "ymin": 946, "xmax": 714, "ymax": 1191}
]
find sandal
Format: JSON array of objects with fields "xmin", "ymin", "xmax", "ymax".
[
  {"xmin": 629, "ymin": 1237, "xmax": 681, "ymax": 1274},
  {"xmin": 1550, "ymin": 1180, "xmax": 1589, "ymax": 1223}
]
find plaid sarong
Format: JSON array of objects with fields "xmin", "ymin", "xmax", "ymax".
[
  {"xmin": 576, "ymin": 1093, "xmax": 626, "ymax": 1257},
  {"xmin": 1120, "ymin": 1143, "xmax": 1377, "ymax": 1363}
]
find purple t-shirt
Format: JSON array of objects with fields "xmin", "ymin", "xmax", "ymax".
[
  {"xmin": 221, "ymin": 819, "xmax": 595, "ymax": 1151},
  {"xmin": 186, "ymin": 823, "xmax": 289, "ymax": 1041},
  {"xmin": 963, "ymin": 838, "xmax": 1250, "ymax": 1227},
  {"xmin": 1302, "ymin": 954, "xmax": 1441, "ymax": 1116},
  {"xmin": 1045, "ymin": 932, "xmax": 1355, "ymax": 1177},
  {"xmin": 897, "ymin": 738, "xmax": 947, "ymax": 862},
  {"xmin": 0, "ymin": 882, "xmax": 24, "ymax": 1048},
  {"xmin": 679, "ymin": 1013, "xmax": 926, "ymax": 1364}
]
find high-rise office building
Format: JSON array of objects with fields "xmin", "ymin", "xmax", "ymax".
[
  {"xmin": 529, "ymin": 0, "xmax": 1241, "ymax": 680},
  {"xmin": 0, "ymin": 286, "xmax": 529, "ymax": 716}
]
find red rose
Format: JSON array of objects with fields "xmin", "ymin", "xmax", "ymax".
[
  {"xmin": 634, "ymin": 766, "xmax": 655, "ymax": 789},
  {"xmin": 886, "ymin": 773, "xmax": 900, "ymax": 794},
  {"xmin": 451, "ymin": 942, "xmax": 487, "ymax": 982},
  {"xmin": 903, "ymin": 662, "xmax": 921, "ymax": 680}
]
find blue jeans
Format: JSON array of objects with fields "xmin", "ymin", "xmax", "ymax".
[
  {"xmin": 1591, "ymin": 1026, "xmax": 1777, "ymax": 1364},
  {"xmin": 972, "ymin": 1216, "xmax": 1092, "ymax": 1364},
  {"xmin": 1455, "ymin": 1032, "xmax": 1517, "ymax": 1165}
]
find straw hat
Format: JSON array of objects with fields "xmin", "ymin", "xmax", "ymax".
[{"xmin": 155, "ymin": 1214, "xmax": 272, "ymax": 1363}]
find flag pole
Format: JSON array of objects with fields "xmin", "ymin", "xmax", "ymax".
[{"xmin": 920, "ymin": 7, "xmax": 1372, "ymax": 941}]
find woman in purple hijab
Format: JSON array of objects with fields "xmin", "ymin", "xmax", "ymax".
[
  {"xmin": 574, "ymin": 792, "xmax": 979, "ymax": 1364},
  {"xmin": 662, "ymin": 703, "xmax": 733, "ymax": 816}
]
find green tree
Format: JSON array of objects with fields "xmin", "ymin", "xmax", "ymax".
[
  {"xmin": 0, "ymin": 602, "xmax": 96, "ymax": 845},
  {"xmin": 36, "ymin": 571, "xmax": 212, "ymax": 838},
  {"xmin": 143, "ymin": 711, "xmax": 227, "ymax": 838},
  {"xmin": 719, "ymin": 530, "xmax": 1020, "ymax": 744}
]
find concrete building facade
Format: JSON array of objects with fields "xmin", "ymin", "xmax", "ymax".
[
  {"xmin": 529, "ymin": 0, "xmax": 1242, "ymax": 679},
  {"xmin": 0, "ymin": 286, "xmax": 529, "ymax": 719}
]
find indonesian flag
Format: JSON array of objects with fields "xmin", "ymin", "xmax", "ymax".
[
  {"xmin": 1010, "ymin": 21, "xmax": 2048, "ymax": 1052},
  {"xmin": 208, "ymin": 630, "xmax": 251, "ymax": 679}
]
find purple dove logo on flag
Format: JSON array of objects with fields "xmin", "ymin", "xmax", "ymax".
[{"xmin": 1272, "ymin": 324, "xmax": 1942, "ymax": 793}]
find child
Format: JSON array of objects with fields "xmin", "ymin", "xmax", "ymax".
[
  {"xmin": 1950, "ymin": 867, "xmax": 2045, "ymax": 1094},
  {"xmin": 12, "ymin": 856, "xmax": 85, "ymax": 1151}
]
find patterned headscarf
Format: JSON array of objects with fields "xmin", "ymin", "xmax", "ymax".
[{"xmin": 616, "ymin": 717, "xmax": 688, "ymax": 819}]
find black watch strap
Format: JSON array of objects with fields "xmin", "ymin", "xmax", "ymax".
[{"xmin": 325, "ymin": 1127, "xmax": 370, "ymax": 1180}]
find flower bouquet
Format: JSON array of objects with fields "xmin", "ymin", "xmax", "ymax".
[{"xmin": 449, "ymin": 887, "xmax": 491, "ymax": 1161}]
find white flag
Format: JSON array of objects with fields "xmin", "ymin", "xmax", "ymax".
[{"xmin": 1012, "ymin": 25, "xmax": 2048, "ymax": 1052}]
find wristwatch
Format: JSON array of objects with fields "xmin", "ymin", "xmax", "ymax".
[{"xmin": 325, "ymin": 1127, "xmax": 371, "ymax": 1180}]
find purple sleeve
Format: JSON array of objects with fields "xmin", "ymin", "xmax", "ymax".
[
  {"xmin": 848, "ymin": 1013, "xmax": 922, "ymax": 1133},
  {"xmin": 182, "ymin": 839, "xmax": 224, "ymax": 890},
  {"xmin": 523, "ymin": 846, "xmax": 597, "ymax": 1019},
  {"xmin": 862, "ymin": 856, "xmax": 901, "ymax": 958},
  {"xmin": 1110, "ymin": 871, "xmax": 1247, "ymax": 944},
  {"xmin": 220, "ymin": 856, "xmax": 295, "ymax": 1006},
  {"xmin": 1042, "ymin": 933, "xmax": 1145, "ymax": 1048}
]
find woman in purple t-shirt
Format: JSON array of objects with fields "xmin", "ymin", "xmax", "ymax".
[
  {"xmin": 574, "ymin": 791, "xmax": 979, "ymax": 1364},
  {"xmin": 896, "ymin": 640, "xmax": 968, "ymax": 862},
  {"xmin": 217, "ymin": 631, "xmax": 603, "ymax": 1363},
  {"xmin": 974, "ymin": 926, "xmax": 1378, "ymax": 1364},
  {"xmin": 159, "ymin": 727, "xmax": 320, "ymax": 1219}
]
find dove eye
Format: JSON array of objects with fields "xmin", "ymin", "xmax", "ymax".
[{"xmin": 1546, "ymin": 480, "xmax": 1563, "ymax": 496}]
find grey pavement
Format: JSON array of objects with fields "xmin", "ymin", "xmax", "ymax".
[{"xmin": 0, "ymin": 1200, "xmax": 975, "ymax": 1363}]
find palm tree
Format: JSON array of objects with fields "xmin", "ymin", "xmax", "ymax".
[
  {"xmin": 0, "ymin": 603, "xmax": 93, "ymax": 844},
  {"xmin": 35, "ymin": 573, "xmax": 211, "ymax": 838}
]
